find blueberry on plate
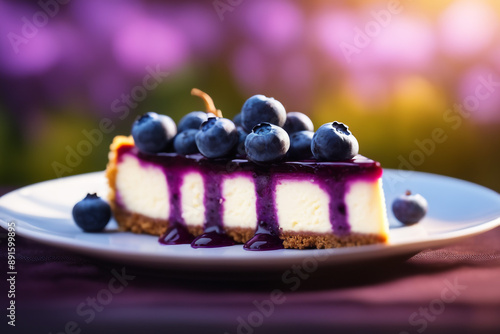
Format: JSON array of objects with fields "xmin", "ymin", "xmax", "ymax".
[
  {"xmin": 311, "ymin": 121, "xmax": 359, "ymax": 161},
  {"xmin": 287, "ymin": 130, "xmax": 314, "ymax": 160},
  {"xmin": 177, "ymin": 111, "xmax": 209, "ymax": 133},
  {"xmin": 283, "ymin": 112, "xmax": 314, "ymax": 134},
  {"xmin": 236, "ymin": 126, "xmax": 248, "ymax": 157},
  {"xmin": 245, "ymin": 122, "xmax": 290, "ymax": 163},
  {"xmin": 392, "ymin": 190, "xmax": 428, "ymax": 225},
  {"xmin": 131, "ymin": 112, "xmax": 177, "ymax": 153},
  {"xmin": 72, "ymin": 193, "xmax": 112, "ymax": 232},
  {"xmin": 241, "ymin": 95, "xmax": 286, "ymax": 132},
  {"xmin": 173, "ymin": 129, "xmax": 200, "ymax": 155},
  {"xmin": 195, "ymin": 117, "xmax": 238, "ymax": 158}
]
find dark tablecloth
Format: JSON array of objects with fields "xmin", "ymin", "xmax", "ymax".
[
  {"xmin": 2, "ymin": 227, "xmax": 500, "ymax": 334},
  {"xmin": 1, "ymin": 188, "xmax": 500, "ymax": 334}
]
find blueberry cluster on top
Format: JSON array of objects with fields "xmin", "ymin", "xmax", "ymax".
[{"xmin": 131, "ymin": 89, "xmax": 359, "ymax": 163}]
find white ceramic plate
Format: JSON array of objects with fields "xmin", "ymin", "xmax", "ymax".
[{"xmin": 0, "ymin": 170, "xmax": 499, "ymax": 271}]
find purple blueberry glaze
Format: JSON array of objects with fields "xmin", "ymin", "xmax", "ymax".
[
  {"xmin": 322, "ymin": 175, "xmax": 350, "ymax": 236},
  {"xmin": 115, "ymin": 145, "xmax": 382, "ymax": 250},
  {"xmin": 254, "ymin": 174, "xmax": 277, "ymax": 230},
  {"xmin": 201, "ymin": 171, "xmax": 223, "ymax": 230},
  {"xmin": 190, "ymin": 172, "xmax": 234, "ymax": 248},
  {"xmin": 191, "ymin": 225, "xmax": 235, "ymax": 248},
  {"xmin": 159, "ymin": 224, "xmax": 195, "ymax": 245},
  {"xmin": 244, "ymin": 174, "xmax": 284, "ymax": 251},
  {"xmin": 243, "ymin": 221, "xmax": 283, "ymax": 250},
  {"xmin": 165, "ymin": 168, "xmax": 184, "ymax": 225}
]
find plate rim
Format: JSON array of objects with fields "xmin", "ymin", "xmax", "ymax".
[{"xmin": 1, "ymin": 169, "xmax": 499, "ymax": 270}]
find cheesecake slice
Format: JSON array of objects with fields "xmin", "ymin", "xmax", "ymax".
[{"xmin": 106, "ymin": 136, "xmax": 389, "ymax": 249}]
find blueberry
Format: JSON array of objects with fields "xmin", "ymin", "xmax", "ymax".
[
  {"xmin": 236, "ymin": 126, "xmax": 248, "ymax": 157},
  {"xmin": 283, "ymin": 112, "xmax": 314, "ymax": 134},
  {"xmin": 233, "ymin": 113, "xmax": 243, "ymax": 127},
  {"xmin": 287, "ymin": 130, "xmax": 314, "ymax": 160},
  {"xmin": 177, "ymin": 111, "xmax": 209, "ymax": 133},
  {"xmin": 173, "ymin": 129, "xmax": 200, "ymax": 155},
  {"xmin": 392, "ymin": 190, "xmax": 428, "ymax": 225},
  {"xmin": 72, "ymin": 193, "xmax": 111, "ymax": 232},
  {"xmin": 195, "ymin": 117, "xmax": 238, "ymax": 158},
  {"xmin": 241, "ymin": 95, "xmax": 286, "ymax": 132},
  {"xmin": 131, "ymin": 112, "xmax": 177, "ymax": 153},
  {"xmin": 311, "ymin": 121, "xmax": 359, "ymax": 161},
  {"xmin": 245, "ymin": 123, "xmax": 290, "ymax": 163}
]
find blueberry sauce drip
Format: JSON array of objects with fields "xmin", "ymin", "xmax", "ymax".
[
  {"xmin": 191, "ymin": 225, "xmax": 235, "ymax": 248},
  {"xmin": 254, "ymin": 174, "xmax": 276, "ymax": 227},
  {"xmin": 117, "ymin": 145, "xmax": 382, "ymax": 251},
  {"xmin": 243, "ymin": 174, "xmax": 283, "ymax": 251},
  {"xmin": 159, "ymin": 224, "xmax": 195, "ymax": 245},
  {"xmin": 244, "ymin": 221, "xmax": 283, "ymax": 251},
  {"xmin": 158, "ymin": 168, "xmax": 198, "ymax": 245},
  {"xmin": 322, "ymin": 173, "xmax": 351, "ymax": 236},
  {"xmin": 191, "ymin": 172, "xmax": 233, "ymax": 248},
  {"xmin": 166, "ymin": 169, "xmax": 184, "ymax": 225},
  {"xmin": 202, "ymin": 171, "xmax": 223, "ymax": 229}
]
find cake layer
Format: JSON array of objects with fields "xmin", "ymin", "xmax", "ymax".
[{"xmin": 106, "ymin": 136, "xmax": 389, "ymax": 249}]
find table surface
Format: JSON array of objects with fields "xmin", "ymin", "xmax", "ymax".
[{"xmin": 1, "ymin": 188, "xmax": 500, "ymax": 334}]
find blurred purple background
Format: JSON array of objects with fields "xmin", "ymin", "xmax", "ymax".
[{"xmin": 0, "ymin": 0, "xmax": 499, "ymax": 192}]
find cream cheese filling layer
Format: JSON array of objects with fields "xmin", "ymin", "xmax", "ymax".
[
  {"xmin": 275, "ymin": 178, "xmax": 332, "ymax": 233},
  {"xmin": 222, "ymin": 174, "xmax": 257, "ymax": 229},
  {"xmin": 345, "ymin": 178, "xmax": 389, "ymax": 235},
  {"xmin": 115, "ymin": 154, "xmax": 388, "ymax": 236},
  {"xmin": 115, "ymin": 154, "xmax": 169, "ymax": 220},
  {"xmin": 180, "ymin": 172, "xmax": 205, "ymax": 226}
]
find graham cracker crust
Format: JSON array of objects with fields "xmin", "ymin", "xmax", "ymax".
[
  {"xmin": 225, "ymin": 227, "xmax": 255, "ymax": 244},
  {"xmin": 113, "ymin": 203, "xmax": 254, "ymax": 243},
  {"xmin": 112, "ymin": 204, "xmax": 203, "ymax": 236},
  {"xmin": 280, "ymin": 231, "xmax": 387, "ymax": 249}
]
